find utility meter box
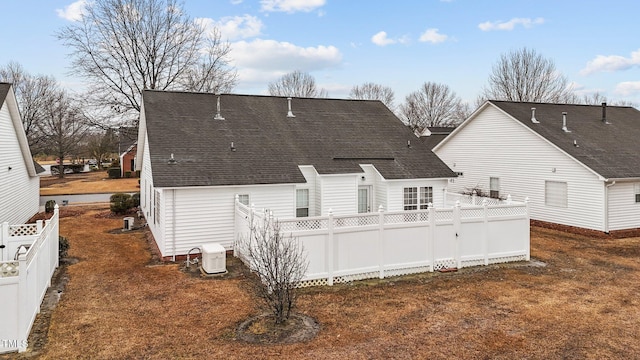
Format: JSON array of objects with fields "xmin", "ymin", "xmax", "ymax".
[{"xmin": 201, "ymin": 243, "xmax": 226, "ymax": 274}]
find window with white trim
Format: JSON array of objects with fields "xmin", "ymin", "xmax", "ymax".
[
  {"xmin": 296, "ymin": 189, "xmax": 309, "ymax": 217},
  {"xmin": 420, "ymin": 186, "xmax": 433, "ymax": 209},
  {"xmin": 545, "ymin": 181, "xmax": 568, "ymax": 208},
  {"xmin": 404, "ymin": 187, "xmax": 418, "ymax": 210},
  {"xmin": 490, "ymin": 177, "xmax": 500, "ymax": 199},
  {"xmin": 237, "ymin": 194, "xmax": 250, "ymax": 206},
  {"xmin": 635, "ymin": 184, "xmax": 640, "ymax": 203}
]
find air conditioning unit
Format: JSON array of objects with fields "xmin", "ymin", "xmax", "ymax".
[
  {"xmin": 201, "ymin": 243, "xmax": 226, "ymax": 274},
  {"xmin": 123, "ymin": 217, "xmax": 135, "ymax": 231}
]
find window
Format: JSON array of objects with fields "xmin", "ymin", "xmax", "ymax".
[
  {"xmin": 237, "ymin": 194, "xmax": 250, "ymax": 206},
  {"xmin": 635, "ymin": 184, "xmax": 640, "ymax": 203},
  {"xmin": 420, "ymin": 187, "xmax": 433, "ymax": 209},
  {"xmin": 404, "ymin": 187, "xmax": 418, "ymax": 210},
  {"xmin": 545, "ymin": 181, "xmax": 568, "ymax": 208},
  {"xmin": 490, "ymin": 177, "xmax": 500, "ymax": 199},
  {"xmin": 296, "ymin": 189, "xmax": 309, "ymax": 217}
]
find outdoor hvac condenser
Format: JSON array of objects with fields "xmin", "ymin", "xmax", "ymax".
[{"xmin": 201, "ymin": 243, "xmax": 226, "ymax": 274}]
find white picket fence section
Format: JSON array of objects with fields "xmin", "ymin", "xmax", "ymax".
[
  {"xmin": 0, "ymin": 205, "xmax": 59, "ymax": 354},
  {"xmin": 235, "ymin": 195, "xmax": 530, "ymax": 287}
]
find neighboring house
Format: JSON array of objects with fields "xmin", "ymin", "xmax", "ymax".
[
  {"xmin": 418, "ymin": 127, "xmax": 456, "ymax": 149},
  {"xmin": 434, "ymin": 100, "xmax": 640, "ymax": 233},
  {"xmin": 117, "ymin": 126, "xmax": 138, "ymax": 177},
  {"xmin": 0, "ymin": 83, "xmax": 42, "ymax": 224},
  {"xmin": 137, "ymin": 91, "xmax": 457, "ymax": 259}
]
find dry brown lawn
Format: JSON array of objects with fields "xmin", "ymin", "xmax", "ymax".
[
  {"xmin": 11, "ymin": 206, "xmax": 640, "ymax": 359},
  {"xmin": 40, "ymin": 171, "xmax": 139, "ymax": 195}
]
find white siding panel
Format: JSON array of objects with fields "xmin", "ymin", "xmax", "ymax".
[
  {"xmin": 161, "ymin": 184, "xmax": 295, "ymax": 257},
  {"xmin": 319, "ymin": 175, "xmax": 357, "ymax": 215},
  {"xmin": 140, "ymin": 134, "xmax": 165, "ymax": 253},
  {"xmin": 608, "ymin": 182, "xmax": 640, "ymax": 231},
  {"xmin": 0, "ymin": 102, "xmax": 38, "ymax": 224},
  {"xmin": 436, "ymin": 105, "xmax": 605, "ymax": 231}
]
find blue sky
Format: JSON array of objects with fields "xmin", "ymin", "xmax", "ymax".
[{"xmin": 2, "ymin": 0, "xmax": 640, "ymax": 107}]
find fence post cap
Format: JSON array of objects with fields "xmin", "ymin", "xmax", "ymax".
[
  {"xmin": 482, "ymin": 199, "xmax": 488, "ymax": 206},
  {"xmin": 525, "ymin": 197, "xmax": 530, "ymax": 203},
  {"xmin": 427, "ymin": 202, "xmax": 433, "ymax": 209},
  {"xmin": 18, "ymin": 245, "xmax": 28, "ymax": 255},
  {"xmin": 455, "ymin": 200, "xmax": 460, "ymax": 208},
  {"xmin": 328, "ymin": 208, "xmax": 333, "ymax": 215},
  {"xmin": 54, "ymin": 204, "xmax": 59, "ymax": 210},
  {"xmin": 378, "ymin": 205, "xmax": 384, "ymax": 212}
]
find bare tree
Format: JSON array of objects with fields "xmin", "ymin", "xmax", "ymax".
[
  {"xmin": 39, "ymin": 88, "xmax": 89, "ymax": 178},
  {"xmin": 268, "ymin": 70, "xmax": 328, "ymax": 98},
  {"xmin": 349, "ymin": 82, "xmax": 396, "ymax": 111},
  {"xmin": 84, "ymin": 129, "xmax": 117, "ymax": 169},
  {"xmin": 240, "ymin": 212, "xmax": 308, "ymax": 324},
  {"xmin": 399, "ymin": 82, "xmax": 468, "ymax": 133},
  {"xmin": 0, "ymin": 62, "xmax": 57, "ymax": 153},
  {"xmin": 179, "ymin": 33, "xmax": 238, "ymax": 93},
  {"xmin": 57, "ymin": 0, "xmax": 236, "ymax": 125},
  {"xmin": 480, "ymin": 48, "xmax": 574, "ymax": 103}
]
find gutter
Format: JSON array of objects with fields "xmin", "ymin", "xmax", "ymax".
[{"xmin": 604, "ymin": 181, "xmax": 616, "ymax": 233}]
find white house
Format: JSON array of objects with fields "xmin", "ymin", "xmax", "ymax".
[
  {"xmin": 136, "ymin": 91, "xmax": 457, "ymax": 259},
  {"xmin": 434, "ymin": 100, "xmax": 640, "ymax": 233},
  {"xmin": 0, "ymin": 83, "xmax": 41, "ymax": 225}
]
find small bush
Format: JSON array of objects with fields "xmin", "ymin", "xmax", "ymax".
[
  {"xmin": 108, "ymin": 167, "xmax": 122, "ymax": 179},
  {"xmin": 110, "ymin": 193, "xmax": 132, "ymax": 214},
  {"xmin": 59, "ymin": 235, "xmax": 70, "ymax": 258},
  {"xmin": 45, "ymin": 200, "xmax": 56, "ymax": 213},
  {"xmin": 124, "ymin": 171, "xmax": 132, "ymax": 178},
  {"xmin": 130, "ymin": 192, "xmax": 141, "ymax": 208}
]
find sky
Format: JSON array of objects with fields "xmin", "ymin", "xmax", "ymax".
[{"xmin": 2, "ymin": 0, "xmax": 640, "ymax": 108}]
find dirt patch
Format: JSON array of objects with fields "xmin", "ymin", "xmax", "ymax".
[
  {"xmin": 236, "ymin": 313, "xmax": 320, "ymax": 344},
  {"xmin": 40, "ymin": 171, "xmax": 139, "ymax": 196}
]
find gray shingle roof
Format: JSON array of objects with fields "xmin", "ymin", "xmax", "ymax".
[
  {"xmin": 491, "ymin": 101, "xmax": 640, "ymax": 179},
  {"xmin": 143, "ymin": 91, "xmax": 456, "ymax": 187},
  {"xmin": 0, "ymin": 83, "xmax": 10, "ymax": 104}
]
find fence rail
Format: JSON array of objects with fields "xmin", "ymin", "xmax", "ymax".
[
  {"xmin": 0, "ymin": 206, "xmax": 59, "ymax": 354},
  {"xmin": 235, "ymin": 194, "xmax": 530, "ymax": 287}
]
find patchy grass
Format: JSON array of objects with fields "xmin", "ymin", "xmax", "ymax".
[
  {"xmin": 10, "ymin": 206, "xmax": 640, "ymax": 359},
  {"xmin": 40, "ymin": 171, "xmax": 139, "ymax": 195}
]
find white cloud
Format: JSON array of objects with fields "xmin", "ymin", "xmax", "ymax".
[
  {"xmin": 478, "ymin": 17, "xmax": 544, "ymax": 31},
  {"xmin": 196, "ymin": 15, "xmax": 263, "ymax": 41},
  {"xmin": 230, "ymin": 0, "xmax": 243, "ymax": 4},
  {"xmin": 580, "ymin": 50, "xmax": 640, "ymax": 75},
  {"xmin": 231, "ymin": 39, "xmax": 342, "ymax": 72},
  {"xmin": 615, "ymin": 81, "xmax": 640, "ymax": 96},
  {"xmin": 419, "ymin": 28, "xmax": 448, "ymax": 44},
  {"xmin": 260, "ymin": 0, "xmax": 326, "ymax": 13},
  {"xmin": 371, "ymin": 31, "xmax": 396, "ymax": 46},
  {"xmin": 56, "ymin": 0, "xmax": 87, "ymax": 22}
]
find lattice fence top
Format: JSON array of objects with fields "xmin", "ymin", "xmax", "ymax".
[
  {"xmin": 487, "ymin": 206, "xmax": 527, "ymax": 217},
  {"xmin": 9, "ymin": 224, "xmax": 38, "ymax": 237},
  {"xmin": 460, "ymin": 208, "xmax": 485, "ymax": 219},
  {"xmin": 333, "ymin": 214, "xmax": 379, "ymax": 228},
  {"xmin": 280, "ymin": 218, "xmax": 328, "ymax": 232},
  {"xmin": 0, "ymin": 262, "xmax": 19, "ymax": 277}
]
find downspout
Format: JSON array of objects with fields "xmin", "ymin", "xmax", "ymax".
[
  {"xmin": 604, "ymin": 181, "xmax": 616, "ymax": 233},
  {"xmin": 172, "ymin": 189, "xmax": 177, "ymax": 262}
]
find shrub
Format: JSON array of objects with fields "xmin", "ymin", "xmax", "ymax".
[
  {"xmin": 59, "ymin": 235, "xmax": 70, "ymax": 258},
  {"xmin": 110, "ymin": 193, "xmax": 132, "ymax": 214},
  {"xmin": 130, "ymin": 192, "xmax": 141, "ymax": 208},
  {"xmin": 108, "ymin": 167, "xmax": 121, "ymax": 179},
  {"xmin": 45, "ymin": 200, "xmax": 56, "ymax": 213},
  {"xmin": 124, "ymin": 171, "xmax": 132, "ymax": 178}
]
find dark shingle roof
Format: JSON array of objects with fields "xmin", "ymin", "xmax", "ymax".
[
  {"xmin": 0, "ymin": 83, "xmax": 10, "ymax": 104},
  {"xmin": 491, "ymin": 101, "xmax": 640, "ymax": 179},
  {"xmin": 143, "ymin": 91, "xmax": 456, "ymax": 187}
]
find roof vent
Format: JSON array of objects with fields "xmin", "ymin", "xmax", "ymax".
[
  {"xmin": 407, "ymin": 140, "xmax": 411, "ymax": 148},
  {"xmin": 562, "ymin": 112, "xmax": 571, "ymax": 133},
  {"xmin": 214, "ymin": 94, "xmax": 225, "ymax": 120},
  {"xmin": 287, "ymin": 97, "xmax": 295, "ymax": 118},
  {"xmin": 230, "ymin": 142, "xmax": 236, "ymax": 152},
  {"xmin": 168, "ymin": 153, "xmax": 177, "ymax": 164},
  {"xmin": 602, "ymin": 102, "xmax": 610, "ymax": 124},
  {"xmin": 531, "ymin": 107, "xmax": 539, "ymax": 123}
]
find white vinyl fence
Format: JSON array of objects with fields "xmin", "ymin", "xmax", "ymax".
[
  {"xmin": 235, "ymin": 194, "xmax": 530, "ymax": 287},
  {"xmin": 0, "ymin": 205, "xmax": 59, "ymax": 353}
]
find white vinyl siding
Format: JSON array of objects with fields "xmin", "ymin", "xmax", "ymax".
[
  {"xmin": 318, "ymin": 174, "xmax": 358, "ymax": 215},
  {"xmin": 608, "ymin": 182, "xmax": 640, "ymax": 231},
  {"xmin": 545, "ymin": 181, "xmax": 568, "ymax": 208},
  {"xmin": 0, "ymin": 99, "xmax": 39, "ymax": 224},
  {"xmin": 435, "ymin": 104, "xmax": 606, "ymax": 231}
]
